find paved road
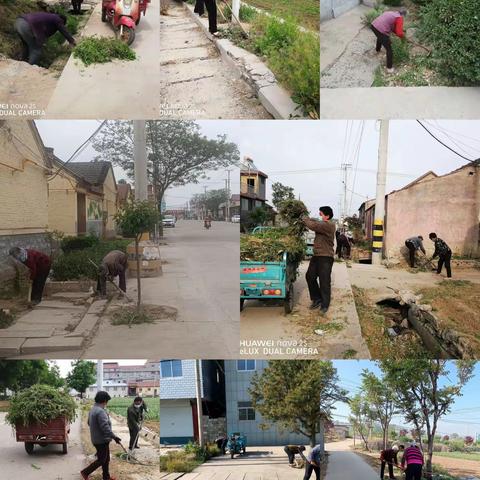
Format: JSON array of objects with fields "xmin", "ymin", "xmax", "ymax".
[
  {"xmin": 0, "ymin": 411, "xmax": 84, "ymax": 480},
  {"xmin": 241, "ymin": 262, "xmax": 369, "ymax": 359},
  {"xmin": 160, "ymin": 1, "xmax": 270, "ymax": 119},
  {"xmin": 325, "ymin": 440, "xmax": 378, "ymax": 480},
  {"xmin": 161, "ymin": 446, "xmax": 305, "ymax": 479},
  {"xmin": 47, "ymin": 0, "xmax": 160, "ymax": 118},
  {"xmin": 84, "ymin": 220, "xmax": 239, "ymax": 358}
]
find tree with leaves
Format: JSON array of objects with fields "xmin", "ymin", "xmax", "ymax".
[
  {"xmin": 349, "ymin": 392, "xmax": 374, "ymax": 451},
  {"xmin": 271, "ymin": 182, "xmax": 295, "ymax": 209},
  {"xmin": 249, "ymin": 360, "xmax": 348, "ymax": 446},
  {"xmin": 0, "ymin": 360, "xmax": 64, "ymax": 395},
  {"xmin": 190, "ymin": 189, "xmax": 228, "ymax": 219},
  {"xmin": 66, "ymin": 360, "xmax": 96, "ymax": 399},
  {"xmin": 247, "ymin": 206, "xmax": 272, "ymax": 228},
  {"xmin": 380, "ymin": 359, "xmax": 474, "ymax": 477},
  {"xmin": 114, "ymin": 200, "xmax": 159, "ymax": 308},
  {"xmin": 91, "ymin": 120, "xmax": 239, "ymax": 235},
  {"xmin": 361, "ymin": 370, "xmax": 399, "ymax": 449}
]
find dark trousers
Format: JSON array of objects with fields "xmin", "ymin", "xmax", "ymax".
[
  {"xmin": 371, "ymin": 25, "xmax": 393, "ymax": 68},
  {"xmin": 380, "ymin": 460, "xmax": 394, "ymax": 479},
  {"xmin": 204, "ymin": 0, "xmax": 218, "ymax": 33},
  {"xmin": 284, "ymin": 446, "xmax": 295, "ymax": 464},
  {"xmin": 405, "ymin": 464, "xmax": 422, "ymax": 480},
  {"xmin": 405, "ymin": 241, "xmax": 416, "ymax": 268},
  {"xmin": 81, "ymin": 443, "xmax": 110, "ymax": 480},
  {"xmin": 129, "ymin": 427, "xmax": 140, "ymax": 449},
  {"xmin": 97, "ymin": 271, "xmax": 126, "ymax": 296},
  {"xmin": 437, "ymin": 251, "xmax": 452, "ymax": 277},
  {"xmin": 194, "ymin": 0, "xmax": 205, "ymax": 15},
  {"xmin": 72, "ymin": 0, "xmax": 83, "ymax": 13},
  {"xmin": 306, "ymin": 256, "xmax": 334, "ymax": 309},
  {"xmin": 336, "ymin": 241, "xmax": 351, "ymax": 259},
  {"xmin": 303, "ymin": 462, "xmax": 320, "ymax": 480},
  {"xmin": 31, "ymin": 268, "xmax": 51, "ymax": 303},
  {"xmin": 15, "ymin": 17, "xmax": 43, "ymax": 65}
]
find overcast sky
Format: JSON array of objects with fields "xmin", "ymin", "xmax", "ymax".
[
  {"xmin": 36, "ymin": 120, "xmax": 480, "ymax": 216},
  {"xmin": 52, "ymin": 359, "xmax": 148, "ymax": 377}
]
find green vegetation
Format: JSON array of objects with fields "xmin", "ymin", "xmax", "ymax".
[
  {"xmin": 160, "ymin": 443, "xmax": 221, "ymax": 473},
  {"xmin": 0, "ymin": 309, "xmax": 15, "ymax": 329},
  {"xmin": 435, "ymin": 451, "xmax": 480, "ymax": 461},
  {"xmin": 51, "ymin": 238, "xmax": 131, "ymax": 281},
  {"xmin": 111, "ymin": 307, "xmax": 155, "ymax": 327},
  {"xmin": 362, "ymin": 6, "xmax": 386, "ymax": 27},
  {"xmin": 73, "ymin": 37, "xmax": 136, "ymax": 66},
  {"xmin": 66, "ymin": 360, "xmax": 96, "ymax": 399},
  {"xmin": 61, "ymin": 234, "xmax": 99, "ymax": 253},
  {"xmin": 6, "ymin": 384, "xmax": 77, "ymax": 427},
  {"xmin": 108, "ymin": 397, "xmax": 159, "ymax": 421}
]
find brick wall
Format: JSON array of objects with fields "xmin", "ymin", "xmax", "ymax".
[{"xmin": 202, "ymin": 416, "xmax": 227, "ymax": 443}]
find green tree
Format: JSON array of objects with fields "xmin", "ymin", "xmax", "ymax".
[
  {"xmin": 349, "ymin": 392, "xmax": 374, "ymax": 451},
  {"xmin": 114, "ymin": 200, "xmax": 159, "ymax": 308},
  {"xmin": 249, "ymin": 360, "xmax": 348, "ymax": 446},
  {"xmin": 361, "ymin": 370, "xmax": 399, "ymax": 449},
  {"xmin": 91, "ymin": 120, "xmax": 239, "ymax": 235},
  {"xmin": 190, "ymin": 189, "xmax": 228, "ymax": 219},
  {"xmin": 380, "ymin": 359, "xmax": 475, "ymax": 477},
  {"xmin": 0, "ymin": 360, "xmax": 64, "ymax": 395},
  {"xmin": 271, "ymin": 182, "xmax": 294, "ymax": 209},
  {"xmin": 66, "ymin": 360, "xmax": 96, "ymax": 399},
  {"xmin": 248, "ymin": 206, "xmax": 271, "ymax": 228}
]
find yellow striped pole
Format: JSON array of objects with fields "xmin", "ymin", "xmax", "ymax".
[{"xmin": 372, "ymin": 219, "xmax": 384, "ymax": 253}]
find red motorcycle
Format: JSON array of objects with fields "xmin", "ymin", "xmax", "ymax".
[{"xmin": 101, "ymin": 0, "xmax": 150, "ymax": 45}]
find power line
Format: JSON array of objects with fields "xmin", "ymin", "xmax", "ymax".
[{"xmin": 416, "ymin": 120, "xmax": 479, "ymax": 163}]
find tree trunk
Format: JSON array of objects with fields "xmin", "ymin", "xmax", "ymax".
[
  {"xmin": 383, "ymin": 427, "xmax": 387, "ymax": 450},
  {"xmin": 158, "ymin": 191, "xmax": 164, "ymax": 238},
  {"xmin": 309, "ymin": 428, "xmax": 316, "ymax": 447},
  {"xmin": 135, "ymin": 237, "xmax": 141, "ymax": 310},
  {"xmin": 426, "ymin": 437, "xmax": 434, "ymax": 479}
]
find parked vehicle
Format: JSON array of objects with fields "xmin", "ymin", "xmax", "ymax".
[
  {"xmin": 15, "ymin": 417, "xmax": 70, "ymax": 455},
  {"xmin": 162, "ymin": 215, "xmax": 176, "ymax": 228},
  {"xmin": 231, "ymin": 214, "xmax": 241, "ymax": 223},
  {"xmin": 101, "ymin": 0, "xmax": 150, "ymax": 45},
  {"xmin": 226, "ymin": 432, "xmax": 246, "ymax": 459}
]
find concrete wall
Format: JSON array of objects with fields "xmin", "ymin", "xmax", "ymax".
[
  {"xmin": 160, "ymin": 399, "xmax": 194, "ymax": 444},
  {"xmin": 225, "ymin": 360, "xmax": 324, "ymax": 447},
  {"xmin": 0, "ymin": 121, "xmax": 49, "ymax": 238},
  {"xmin": 321, "ymin": 0, "xmax": 361, "ymax": 22},
  {"xmin": 384, "ymin": 165, "xmax": 480, "ymax": 258}
]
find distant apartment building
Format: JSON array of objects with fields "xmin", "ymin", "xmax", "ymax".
[
  {"xmin": 240, "ymin": 157, "xmax": 268, "ymax": 220},
  {"xmin": 103, "ymin": 361, "xmax": 160, "ymax": 383},
  {"xmin": 86, "ymin": 380, "xmax": 128, "ymax": 399},
  {"xmin": 225, "ymin": 360, "xmax": 325, "ymax": 448},
  {"xmin": 160, "ymin": 360, "xmax": 226, "ymax": 445}
]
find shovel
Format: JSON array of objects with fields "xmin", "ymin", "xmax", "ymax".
[
  {"xmin": 88, "ymin": 258, "xmax": 134, "ymax": 303},
  {"xmin": 419, "ymin": 251, "xmax": 437, "ymax": 270}
]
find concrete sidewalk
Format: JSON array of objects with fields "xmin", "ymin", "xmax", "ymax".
[
  {"xmin": 47, "ymin": 0, "xmax": 160, "ymax": 118},
  {"xmin": 325, "ymin": 440, "xmax": 378, "ymax": 480}
]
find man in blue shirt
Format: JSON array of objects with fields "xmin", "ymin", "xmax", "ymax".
[{"xmin": 304, "ymin": 444, "xmax": 322, "ymax": 479}]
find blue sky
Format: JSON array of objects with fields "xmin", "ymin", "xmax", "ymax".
[{"xmin": 331, "ymin": 361, "xmax": 480, "ymax": 438}]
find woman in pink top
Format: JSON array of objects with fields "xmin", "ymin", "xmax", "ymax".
[
  {"xmin": 401, "ymin": 442, "xmax": 424, "ymax": 480},
  {"xmin": 371, "ymin": 8, "xmax": 407, "ymax": 72}
]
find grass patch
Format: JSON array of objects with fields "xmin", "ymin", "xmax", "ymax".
[
  {"xmin": 73, "ymin": 37, "xmax": 136, "ymax": 66},
  {"xmin": 342, "ymin": 349, "xmax": 357, "ymax": 359},
  {"xmin": 0, "ymin": 309, "xmax": 15, "ymax": 329},
  {"xmin": 108, "ymin": 397, "xmax": 159, "ymax": 423},
  {"xmin": 160, "ymin": 443, "xmax": 221, "ymax": 473},
  {"xmin": 111, "ymin": 307, "xmax": 155, "ymax": 327},
  {"xmin": 435, "ymin": 451, "xmax": 480, "ymax": 462}
]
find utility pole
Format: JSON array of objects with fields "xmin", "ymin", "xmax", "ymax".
[
  {"xmin": 96, "ymin": 360, "xmax": 103, "ymax": 392},
  {"xmin": 203, "ymin": 185, "xmax": 207, "ymax": 219},
  {"xmin": 194, "ymin": 360, "xmax": 204, "ymax": 447},
  {"xmin": 232, "ymin": 0, "xmax": 240, "ymax": 21},
  {"xmin": 133, "ymin": 120, "xmax": 147, "ymax": 201},
  {"xmin": 340, "ymin": 163, "xmax": 352, "ymax": 226},
  {"xmin": 226, "ymin": 169, "xmax": 231, "ymax": 222},
  {"xmin": 372, "ymin": 120, "xmax": 389, "ymax": 265}
]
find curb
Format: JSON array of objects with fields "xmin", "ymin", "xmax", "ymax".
[{"xmin": 183, "ymin": 3, "xmax": 305, "ymax": 119}]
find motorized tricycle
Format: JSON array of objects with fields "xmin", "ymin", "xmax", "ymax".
[
  {"xmin": 101, "ymin": 0, "xmax": 150, "ymax": 45},
  {"xmin": 226, "ymin": 432, "xmax": 247, "ymax": 459}
]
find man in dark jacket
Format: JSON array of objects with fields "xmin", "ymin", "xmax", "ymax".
[
  {"xmin": 429, "ymin": 232, "xmax": 452, "ymax": 278},
  {"xmin": 302, "ymin": 206, "xmax": 336, "ymax": 315},
  {"xmin": 380, "ymin": 444, "xmax": 404, "ymax": 479},
  {"xmin": 14, "ymin": 12, "xmax": 76, "ymax": 65},
  {"xmin": 404, "ymin": 235, "xmax": 425, "ymax": 268},
  {"xmin": 72, "ymin": 0, "xmax": 84, "ymax": 15},
  {"xmin": 9, "ymin": 247, "xmax": 52, "ymax": 304},
  {"xmin": 284, "ymin": 444, "xmax": 306, "ymax": 467},
  {"xmin": 127, "ymin": 396, "xmax": 145, "ymax": 450},
  {"xmin": 97, "ymin": 250, "xmax": 128, "ymax": 297},
  {"xmin": 81, "ymin": 391, "xmax": 121, "ymax": 480},
  {"xmin": 335, "ymin": 230, "xmax": 351, "ymax": 259}
]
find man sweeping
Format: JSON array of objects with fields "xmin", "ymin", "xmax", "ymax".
[
  {"xmin": 127, "ymin": 396, "xmax": 146, "ymax": 451},
  {"xmin": 380, "ymin": 444, "xmax": 404, "ymax": 479},
  {"xmin": 404, "ymin": 235, "xmax": 426, "ymax": 268},
  {"xmin": 96, "ymin": 250, "xmax": 128, "ymax": 297},
  {"xmin": 303, "ymin": 444, "xmax": 322, "ymax": 480},
  {"xmin": 429, "ymin": 232, "xmax": 452, "ymax": 278},
  {"xmin": 302, "ymin": 206, "xmax": 336, "ymax": 315},
  {"xmin": 81, "ymin": 391, "xmax": 121, "ymax": 480},
  {"xmin": 284, "ymin": 444, "xmax": 306, "ymax": 468},
  {"xmin": 9, "ymin": 247, "xmax": 52, "ymax": 305},
  {"xmin": 14, "ymin": 11, "xmax": 76, "ymax": 66},
  {"xmin": 371, "ymin": 8, "xmax": 407, "ymax": 73}
]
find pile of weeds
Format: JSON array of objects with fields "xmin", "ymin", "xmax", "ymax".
[
  {"xmin": 73, "ymin": 36, "xmax": 136, "ymax": 66},
  {"xmin": 0, "ymin": 309, "xmax": 15, "ymax": 329}
]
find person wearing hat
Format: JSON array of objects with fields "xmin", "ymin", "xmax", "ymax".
[
  {"xmin": 371, "ymin": 8, "xmax": 407, "ymax": 72},
  {"xmin": 380, "ymin": 444, "xmax": 404, "ymax": 479},
  {"xmin": 81, "ymin": 391, "xmax": 121, "ymax": 480},
  {"xmin": 401, "ymin": 442, "xmax": 424, "ymax": 480}
]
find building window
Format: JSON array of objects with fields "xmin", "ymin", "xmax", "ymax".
[
  {"xmin": 160, "ymin": 360, "xmax": 183, "ymax": 378},
  {"xmin": 237, "ymin": 360, "xmax": 256, "ymax": 371},
  {"xmin": 238, "ymin": 401, "xmax": 255, "ymax": 421}
]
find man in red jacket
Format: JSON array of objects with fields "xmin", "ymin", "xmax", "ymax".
[
  {"xmin": 9, "ymin": 247, "xmax": 52, "ymax": 304},
  {"xmin": 371, "ymin": 8, "xmax": 407, "ymax": 72}
]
